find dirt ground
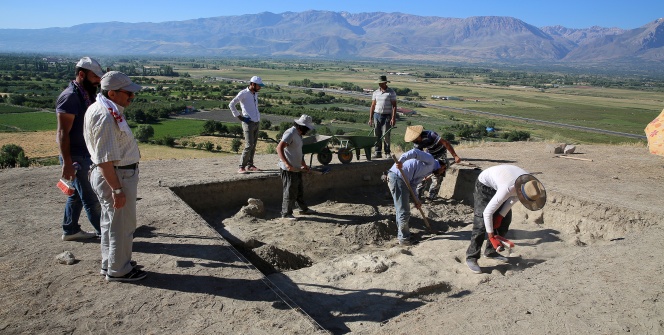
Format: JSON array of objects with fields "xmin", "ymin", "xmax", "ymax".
[{"xmin": 1, "ymin": 141, "xmax": 663, "ymax": 334}]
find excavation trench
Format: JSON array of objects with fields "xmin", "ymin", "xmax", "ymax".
[{"xmin": 170, "ymin": 162, "xmax": 658, "ymax": 333}]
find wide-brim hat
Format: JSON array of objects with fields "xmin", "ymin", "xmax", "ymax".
[
  {"xmin": 101, "ymin": 71, "xmax": 142, "ymax": 92},
  {"xmin": 515, "ymin": 174, "xmax": 546, "ymax": 211},
  {"xmin": 376, "ymin": 75, "xmax": 390, "ymax": 83},
  {"xmin": 404, "ymin": 125, "xmax": 424, "ymax": 142},
  {"xmin": 294, "ymin": 114, "xmax": 315, "ymax": 130}
]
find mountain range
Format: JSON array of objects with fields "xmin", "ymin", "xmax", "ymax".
[{"xmin": 0, "ymin": 11, "xmax": 663, "ymax": 66}]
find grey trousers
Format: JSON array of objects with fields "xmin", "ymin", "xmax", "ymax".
[
  {"xmin": 240, "ymin": 121, "xmax": 259, "ymax": 168},
  {"xmin": 465, "ymin": 179, "xmax": 512, "ymax": 261},
  {"xmin": 280, "ymin": 169, "xmax": 308, "ymax": 216},
  {"xmin": 373, "ymin": 114, "xmax": 392, "ymax": 154},
  {"xmin": 91, "ymin": 166, "xmax": 139, "ymax": 277}
]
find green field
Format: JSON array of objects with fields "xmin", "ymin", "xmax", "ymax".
[
  {"xmin": 148, "ymin": 118, "xmax": 206, "ymax": 139},
  {"xmin": 1, "ymin": 56, "xmax": 661, "ymax": 146},
  {"xmin": 0, "ymin": 112, "xmax": 56, "ymax": 131},
  {"xmin": 0, "ymin": 104, "xmax": 40, "ymax": 114}
]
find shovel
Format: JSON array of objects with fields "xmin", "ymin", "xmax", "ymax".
[{"xmin": 390, "ymin": 154, "xmax": 434, "ymax": 233}]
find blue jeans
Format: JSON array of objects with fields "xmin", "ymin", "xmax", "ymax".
[
  {"xmin": 240, "ymin": 121, "xmax": 259, "ymax": 168},
  {"xmin": 388, "ymin": 171, "xmax": 410, "ymax": 241},
  {"xmin": 373, "ymin": 114, "xmax": 392, "ymax": 154},
  {"xmin": 60, "ymin": 156, "xmax": 101, "ymax": 235}
]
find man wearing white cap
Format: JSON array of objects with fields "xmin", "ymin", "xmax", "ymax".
[
  {"xmin": 56, "ymin": 57, "xmax": 104, "ymax": 241},
  {"xmin": 388, "ymin": 149, "xmax": 447, "ymax": 245},
  {"xmin": 84, "ymin": 71, "xmax": 146, "ymax": 282},
  {"xmin": 229, "ymin": 76, "xmax": 264, "ymax": 174},
  {"xmin": 277, "ymin": 115, "xmax": 316, "ymax": 220},
  {"xmin": 465, "ymin": 165, "xmax": 546, "ymax": 274}
]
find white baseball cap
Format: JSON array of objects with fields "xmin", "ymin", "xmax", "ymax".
[
  {"xmin": 100, "ymin": 71, "xmax": 142, "ymax": 92},
  {"xmin": 250, "ymin": 76, "xmax": 264, "ymax": 87},
  {"xmin": 75, "ymin": 57, "xmax": 104, "ymax": 77}
]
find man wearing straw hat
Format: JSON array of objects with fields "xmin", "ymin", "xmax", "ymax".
[
  {"xmin": 368, "ymin": 75, "xmax": 397, "ymax": 159},
  {"xmin": 465, "ymin": 165, "xmax": 546, "ymax": 274},
  {"xmin": 404, "ymin": 125, "xmax": 461, "ymax": 201}
]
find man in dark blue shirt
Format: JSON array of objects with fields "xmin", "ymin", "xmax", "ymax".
[
  {"xmin": 404, "ymin": 125, "xmax": 462, "ymax": 201},
  {"xmin": 56, "ymin": 57, "xmax": 104, "ymax": 241}
]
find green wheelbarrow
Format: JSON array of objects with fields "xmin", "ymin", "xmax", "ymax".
[
  {"xmin": 334, "ymin": 126, "xmax": 395, "ymax": 164},
  {"xmin": 302, "ymin": 135, "xmax": 334, "ymax": 166}
]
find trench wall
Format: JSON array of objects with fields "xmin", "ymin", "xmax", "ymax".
[{"xmin": 171, "ymin": 160, "xmax": 393, "ymax": 215}]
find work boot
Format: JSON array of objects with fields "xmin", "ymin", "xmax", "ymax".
[
  {"xmin": 466, "ymin": 259, "xmax": 482, "ymax": 274},
  {"xmin": 484, "ymin": 252, "xmax": 509, "ymax": 262}
]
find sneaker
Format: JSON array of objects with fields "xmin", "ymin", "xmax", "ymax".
[
  {"xmin": 106, "ymin": 267, "xmax": 147, "ymax": 282},
  {"xmin": 298, "ymin": 208, "xmax": 316, "ymax": 215},
  {"xmin": 484, "ymin": 252, "xmax": 509, "ymax": 262},
  {"xmin": 62, "ymin": 230, "xmax": 97, "ymax": 241},
  {"xmin": 466, "ymin": 259, "xmax": 482, "ymax": 274},
  {"xmin": 372, "ymin": 152, "xmax": 382, "ymax": 159},
  {"xmin": 281, "ymin": 214, "xmax": 298, "ymax": 221},
  {"xmin": 398, "ymin": 239, "xmax": 411, "ymax": 246},
  {"xmin": 100, "ymin": 260, "xmax": 137, "ymax": 276},
  {"xmin": 247, "ymin": 165, "xmax": 260, "ymax": 172},
  {"xmin": 238, "ymin": 167, "xmax": 248, "ymax": 174}
]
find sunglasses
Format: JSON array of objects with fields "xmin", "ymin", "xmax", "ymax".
[{"xmin": 115, "ymin": 89, "xmax": 134, "ymax": 96}]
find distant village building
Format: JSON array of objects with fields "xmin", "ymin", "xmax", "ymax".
[
  {"xmin": 396, "ymin": 107, "xmax": 416, "ymax": 116},
  {"xmin": 432, "ymin": 96, "xmax": 463, "ymax": 101}
]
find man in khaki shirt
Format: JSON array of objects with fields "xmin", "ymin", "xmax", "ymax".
[{"xmin": 84, "ymin": 71, "xmax": 145, "ymax": 282}]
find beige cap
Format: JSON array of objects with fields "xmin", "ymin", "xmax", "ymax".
[{"xmin": 100, "ymin": 71, "xmax": 142, "ymax": 92}]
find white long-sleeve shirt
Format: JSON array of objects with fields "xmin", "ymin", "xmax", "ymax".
[
  {"xmin": 477, "ymin": 165, "xmax": 529, "ymax": 233},
  {"xmin": 229, "ymin": 87, "xmax": 260, "ymax": 122}
]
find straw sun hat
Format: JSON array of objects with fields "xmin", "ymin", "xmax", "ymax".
[
  {"xmin": 515, "ymin": 174, "xmax": 547, "ymax": 211},
  {"xmin": 404, "ymin": 125, "xmax": 424, "ymax": 142}
]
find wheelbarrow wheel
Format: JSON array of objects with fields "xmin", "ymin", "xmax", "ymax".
[
  {"xmin": 317, "ymin": 147, "xmax": 333, "ymax": 165},
  {"xmin": 338, "ymin": 148, "xmax": 353, "ymax": 164}
]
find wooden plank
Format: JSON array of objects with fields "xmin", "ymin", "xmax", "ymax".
[{"xmin": 554, "ymin": 155, "xmax": 593, "ymax": 162}]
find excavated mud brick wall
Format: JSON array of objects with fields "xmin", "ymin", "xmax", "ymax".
[{"xmin": 172, "ymin": 160, "xmax": 394, "ymax": 215}]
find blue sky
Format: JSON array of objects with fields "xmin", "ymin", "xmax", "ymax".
[{"xmin": 2, "ymin": 0, "xmax": 662, "ymax": 30}]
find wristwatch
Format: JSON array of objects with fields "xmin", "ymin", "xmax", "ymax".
[{"xmin": 112, "ymin": 188, "xmax": 123, "ymax": 195}]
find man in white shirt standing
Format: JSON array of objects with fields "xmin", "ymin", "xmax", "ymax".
[
  {"xmin": 84, "ymin": 71, "xmax": 146, "ymax": 282},
  {"xmin": 229, "ymin": 76, "xmax": 264, "ymax": 174},
  {"xmin": 465, "ymin": 165, "xmax": 546, "ymax": 274}
]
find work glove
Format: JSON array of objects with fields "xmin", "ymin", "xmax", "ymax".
[
  {"xmin": 489, "ymin": 235, "xmax": 503, "ymax": 252},
  {"xmin": 241, "ymin": 116, "xmax": 252, "ymax": 123},
  {"xmin": 493, "ymin": 213, "xmax": 504, "ymax": 230}
]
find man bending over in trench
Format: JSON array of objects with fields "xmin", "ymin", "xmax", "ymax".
[
  {"xmin": 465, "ymin": 165, "xmax": 546, "ymax": 274},
  {"xmin": 387, "ymin": 149, "xmax": 447, "ymax": 245}
]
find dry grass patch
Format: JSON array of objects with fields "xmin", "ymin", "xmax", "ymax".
[{"xmin": 0, "ymin": 131, "xmax": 59, "ymax": 158}]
